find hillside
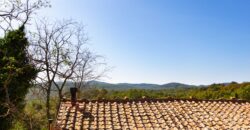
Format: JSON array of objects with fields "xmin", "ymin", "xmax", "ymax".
[
  {"xmin": 86, "ymin": 81, "xmax": 197, "ymax": 90},
  {"xmin": 51, "ymin": 81, "xmax": 197, "ymax": 90},
  {"xmin": 78, "ymin": 82, "xmax": 250, "ymax": 100}
]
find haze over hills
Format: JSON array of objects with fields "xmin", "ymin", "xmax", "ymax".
[
  {"xmin": 72, "ymin": 81, "xmax": 198, "ymax": 90},
  {"xmin": 50, "ymin": 81, "xmax": 243, "ymax": 91}
]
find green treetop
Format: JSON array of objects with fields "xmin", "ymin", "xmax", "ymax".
[{"xmin": 0, "ymin": 26, "xmax": 37, "ymax": 129}]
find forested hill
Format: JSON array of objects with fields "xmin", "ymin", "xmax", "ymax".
[
  {"xmin": 78, "ymin": 82, "xmax": 250, "ymax": 101},
  {"xmin": 57, "ymin": 81, "xmax": 197, "ymax": 90}
]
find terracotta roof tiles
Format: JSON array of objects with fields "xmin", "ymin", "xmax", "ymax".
[{"xmin": 56, "ymin": 99, "xmax": 250, "ymax": 129}]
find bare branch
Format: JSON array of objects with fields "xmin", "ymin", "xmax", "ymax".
[
  {"xmin": 0, "ymin": 0, "xmax": 50, "ymax": 35},
  {"xmin": 29, "ymin": 19, "xmax": 108, "ymax": 122}
]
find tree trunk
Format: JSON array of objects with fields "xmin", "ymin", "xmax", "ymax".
[
  {"xmin": 55, "ymin": 89, "xmax": 63, "ymax": 121},
  {"xmin": 46, "ymin": 87, "xmax": 51, "ymax": 124},
  {"xmin": 58, "ymin": 89, "xmax": 63, "ymax": 100}
]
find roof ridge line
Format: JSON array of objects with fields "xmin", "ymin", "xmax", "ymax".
[{"xmin": 61, "ymin": 98, "xmax": 249, "ymax": 103}]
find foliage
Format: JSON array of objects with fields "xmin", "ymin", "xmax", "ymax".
[
  {"xmin": 77, "ymin": 82, "xmax": 250, "ymax": 101},
  {"xmin": 10, "ymin": 120, "xmax": 27, "ymax": 130},
  {"xmin": 21, "ymin": 98, "xmax": 57, "ymax": 130},
  {"xmin": 0, "ymin": 26, "xmax": 37, "ymax": 129},
  {"xmin": 10, "ymin": 98, "xmax": 58, "ymax": 130}
]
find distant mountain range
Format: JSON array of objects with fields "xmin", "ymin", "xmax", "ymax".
[
  {"xmin": 40, "ymin": 81, "xmax": 242, "ymax": 91},
  {"xmin": 86, "ymin": 81, "xmax": 198, "ymax": 90},
  {"xmin": 51, "ymin": 81, "xmax": 203, "ymax": 91}
]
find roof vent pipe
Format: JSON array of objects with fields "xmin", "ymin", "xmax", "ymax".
[{"xmin": 70, "ymin": 87, "xmax": 77, "ymax": 106}]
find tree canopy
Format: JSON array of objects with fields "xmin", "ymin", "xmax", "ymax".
[{"xmin": 0, "ymin": 26, "xmax": 37, "ymax": 129}]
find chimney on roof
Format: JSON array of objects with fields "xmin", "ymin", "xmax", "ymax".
[{"xmin": 70, "ymin": 87, "xmax": 77, "ymax": 106}]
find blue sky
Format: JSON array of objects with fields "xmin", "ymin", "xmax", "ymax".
[{"xmin": 38, "ymin": 0, "xmax": 250, "ymax": 85}]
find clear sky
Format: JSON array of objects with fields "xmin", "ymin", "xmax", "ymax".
[{"xmin": 38, "ymin": 0, "xmax": 250, "ymax": 85}]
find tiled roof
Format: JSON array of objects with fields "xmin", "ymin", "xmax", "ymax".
[{"xmin": 56, "ymin": 98, "xmax": 250, "ymax": 129}]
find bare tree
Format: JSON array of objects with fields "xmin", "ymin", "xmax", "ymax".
[
  {"xmin": 0, "ymin": 0, "xmax": 50, "ymax": 35},
  {"xmin": 29, "ymin": 19, "xmax": 108, "ymax": 121},
  {"xmin": 73, "ymin": 52, "xmax": 108, "ymax": 90}
]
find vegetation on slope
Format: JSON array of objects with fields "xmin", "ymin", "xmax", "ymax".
[{"xmin": 77, "ymin": 82, "xmax": 250, "ymax": 101}]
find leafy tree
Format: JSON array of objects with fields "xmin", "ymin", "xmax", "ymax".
[
  {"xmin": 238, "ymin": 85, "xmax": 250, "ymax": 100},
  {"xmin": 0, "ymin": 26, "xmax": 37, "ymax": 129}
]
